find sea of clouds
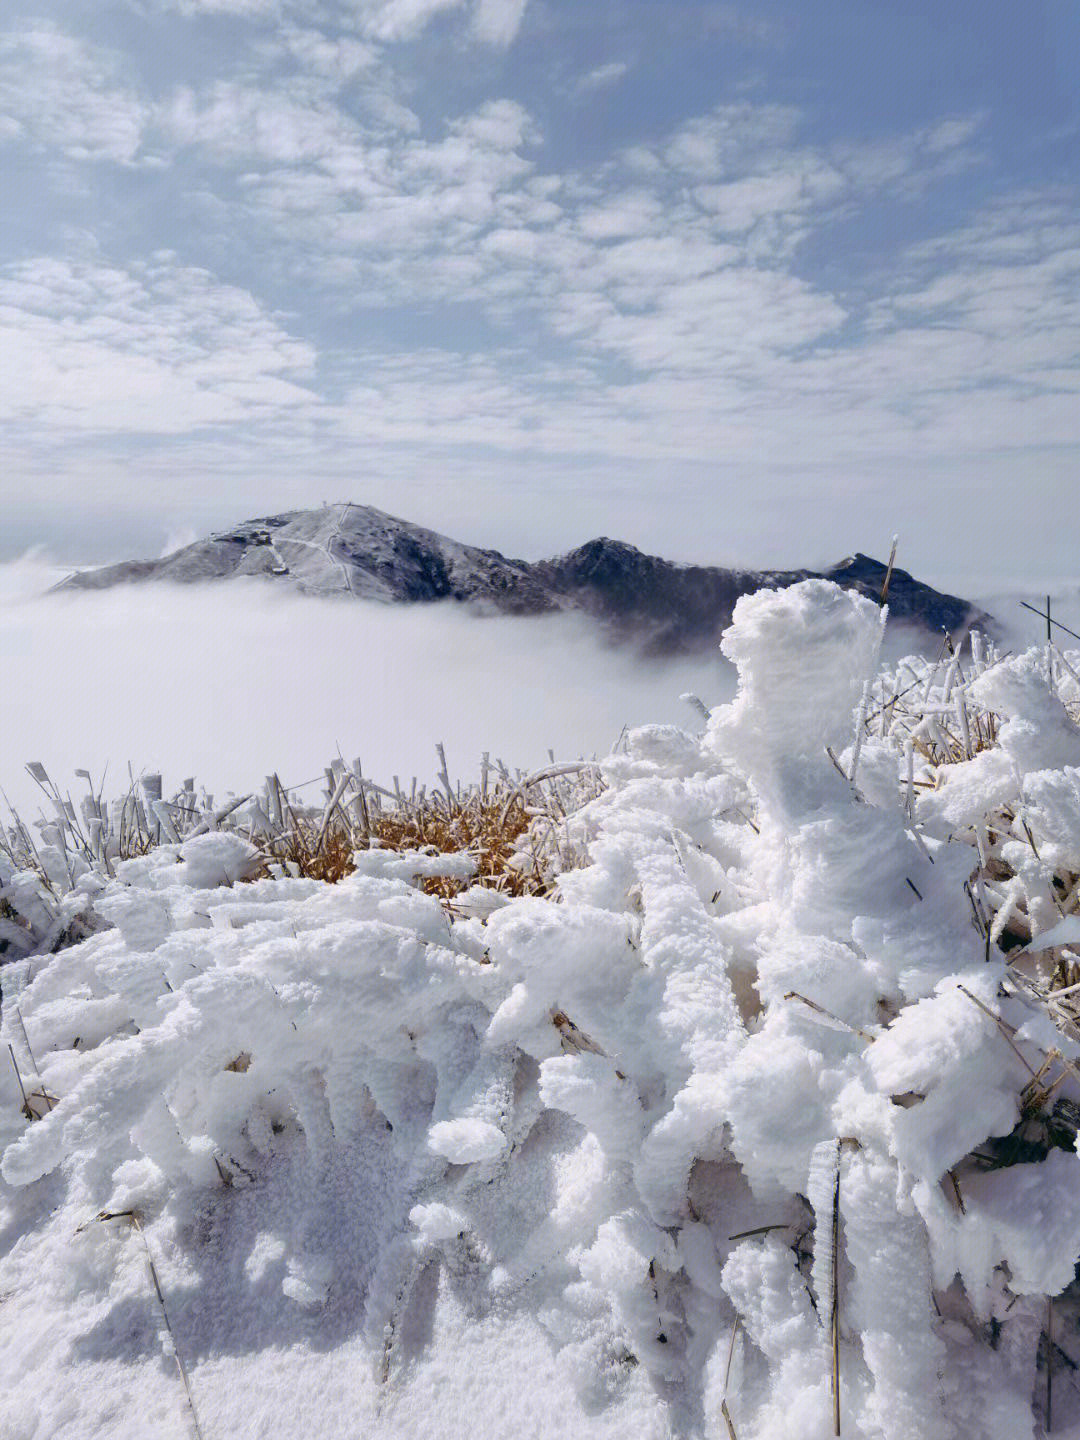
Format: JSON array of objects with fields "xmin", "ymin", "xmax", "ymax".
[
  {"xmin": 0, "ymin": 553, "xmax": 737, "ymax": 818},
  {"xmin": 3, "ymin": 552, "xmax": 1071, "ymax": 824}
]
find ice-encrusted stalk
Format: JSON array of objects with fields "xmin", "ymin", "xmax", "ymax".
[
  {"xmin": 807, "ymin": 1140, "xmax": 842, "ymax": 1433},
  {"xmin": 849, "ymin": 603, "xmax": 889, "ymax": 789}
]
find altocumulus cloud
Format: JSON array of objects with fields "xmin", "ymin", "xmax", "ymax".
[{"xmin": 0, "ymin": 0, "xmax": 1077, "ymax": 581}]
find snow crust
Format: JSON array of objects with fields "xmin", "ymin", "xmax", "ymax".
[{"xmin": 4, "ymin": 578, "xmax": 1080, "ymax": 1439}]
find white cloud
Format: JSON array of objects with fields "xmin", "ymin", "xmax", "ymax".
[
  {"xmin": 574, "ymin": 61, "xmax": 629, "ymax": 94},
  {"xmin": 576, "ymin": 191, "xmax": 663, "ymax": 240},
  {"xmin": 0, "ymin": 82, "xmax": 1056, "ymax": 480},
  {"xmin": 660, "ymin": 104, "xmax": 803, "ymax": 178},
  {"xmin": 0, "ymin": 6, "xmax": 1072, "ymax": 587},
  {"xmin": 124, "ymin": 0, "xmax": 526, "ymax": 44},
  {"xmin": 280, "ymin": 28, "xmax": 380, "ymax": 82},
  {"xmin": 924, "ymin": 115, "xmax": 985, "ymax": 154},
  {"xmin": 165, "ymin": 80, "xmax": 370, "ymax": 161},
  {"xmin": 0, "ymin": 28, "xmax": 149, "ymax": 163},
  {"xmin": 692, "ymin": 162, "xmax": 846, "ymax": 234},
  {"xmin": 471, "ymin": 0, "xmax": 528, "ymax": 46},
  {"xmin": 175, "ymin": 91, "xmax": 542, "ymax": 299},
  {"xmin": 0, "ymin": 256, "xmax": 318, "ymax": 433},
  {"xmin": 159, "ymin": 526, "xmax": 200, "ymax": 556},
  {"xmin": 349, "ymin": 0, "xmax": 463, "ymax": 43},
  {"xmin": 170, "ymin": 0, "xmax": 282, "ymax": 14},
  {"xmin": 197, "ymin": 0, "xmax": 530, "ymax": 45},
  {"xmin": 0, "ymin": 576, "xmax": 730, "ymax": 816},
  {"xmin": 830, "ymin": 115, "xmax": 986, "ymax": 197},
  {"xmin": 317, "ymin": 173, "xmax": 1080, "ymax": 475},
  {"xmin": 347, "ymin": 0, "xmax": 528, "ymax": 44}
]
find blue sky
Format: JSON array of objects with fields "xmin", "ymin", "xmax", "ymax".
[{"xmin": 1, "ymin": 0, "xmax": 1078, "ymax": 582}]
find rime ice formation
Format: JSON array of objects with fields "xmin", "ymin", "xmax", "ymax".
[{"xmin": 2, "ymin": 579, "xmax": 1078, "ymax": 1440}]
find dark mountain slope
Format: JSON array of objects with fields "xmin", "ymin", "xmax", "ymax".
[{"xmin": 56, "ymin": 504, "xmax": 989, "ymax": 653}]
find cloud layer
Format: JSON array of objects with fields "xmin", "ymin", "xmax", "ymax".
[
  {"xmin": 0, "ymin": 1, "xmax": 1077, "ymax": 580},
  {"xmin": 0, "ymin": 562, "xmax": 733, "ymax": 817}
]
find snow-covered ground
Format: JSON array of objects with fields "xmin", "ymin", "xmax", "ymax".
[{"xmin": 6, "ymin": 577, "xmax": 1080, "ymax": 1438}]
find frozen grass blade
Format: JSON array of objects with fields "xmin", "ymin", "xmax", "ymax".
[
  {"xmin": 783, "ymin": 991, "xmax": 875, "ymax": 1044},
  {"xmin": 7, "ymin": 1043, "xmax": 33, "ymax": 1122},
  {"xmin": 1047, "ymin": 1295, "xmax": 1054, "ymax": 1432},
  {"xmin": 879, "ymin": 536, "xmax": 898, "ymax": 606},
  {"xmin": 830, "ymin": 1154, "xmax": 841, "ymax": 1438},
  {"xmin": 721, "ymin": 1315, "xmax": 741, "ymax": 1440},
  {"xmin": 93, "ymin": 1211, "xmax": 206, "ymax": 1440}
]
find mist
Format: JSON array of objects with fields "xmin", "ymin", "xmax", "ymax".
[
  {"xmin": 3, "ymin": 552, "xmax": 1066, "ymax": 826},
  {"xmin": 0, "ymin": 557, "xmax": 736, "ymax": 818}
]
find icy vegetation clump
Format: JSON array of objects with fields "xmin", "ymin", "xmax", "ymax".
[{"xmin": 5, "ymin": 579, "xmax": 1080, "ymax": 1438}]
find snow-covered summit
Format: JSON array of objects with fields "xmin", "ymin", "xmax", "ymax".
[
  {"xmin": 54, "ymin": 504, "xmax": 989, "ymax": 653},
  {"xmin": 55, "ymin": 503, "xmax": 551, "ymax": 612}
]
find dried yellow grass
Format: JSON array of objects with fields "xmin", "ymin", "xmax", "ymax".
[
  {"xmin": 266, "ymin": 791, "xmax": 545, "ymax": 898},
  {"xmin": 252, "ymin": 759, "xmax": 603, "ymax": 900}
]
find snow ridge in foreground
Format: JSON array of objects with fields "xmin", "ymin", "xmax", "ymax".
[{"xmin": 3, "ymin": 578, "xmax": 1080, "ymax": 1439}]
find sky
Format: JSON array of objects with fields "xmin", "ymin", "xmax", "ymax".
[{"xmin": 1, "ymin": 0, "xmax": 1078, "ymax": 584}]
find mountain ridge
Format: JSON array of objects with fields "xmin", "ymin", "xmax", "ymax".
[{"xmin": 55, "ymin": 503, "xmax": 990, "ymax": 653}]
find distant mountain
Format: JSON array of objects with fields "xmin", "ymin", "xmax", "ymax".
[{"xmin": 55, "ymin": 503, "xmax": 990, "ymax": 654}]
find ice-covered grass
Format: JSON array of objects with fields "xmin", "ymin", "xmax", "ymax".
[
  {"xmin": 6, "ymin": 579, "xmax": 1080, "ymax": 1438},
  {"xmin": 0, "ymin": 755, "xmax": 606, "ymax": 964}
]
